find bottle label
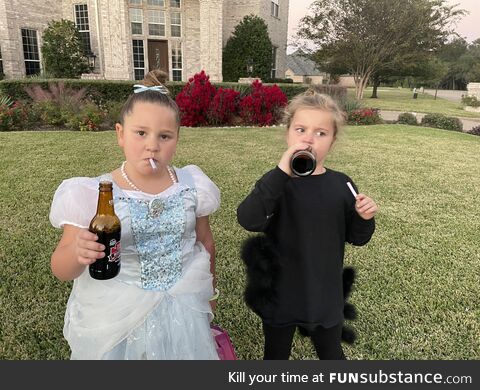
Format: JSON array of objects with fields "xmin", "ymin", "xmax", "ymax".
[{"xmin": 107, "ymin": 239, "xmax": 121, "ymax": 263}]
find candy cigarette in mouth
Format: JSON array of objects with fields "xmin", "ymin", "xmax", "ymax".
[
  {"xmin": 149, "ymin": 158, "xmax": 157, "ymax": 170},
  {"xmin": 346, "ymin": 182, "xmax": 358, "ymax": 198}
]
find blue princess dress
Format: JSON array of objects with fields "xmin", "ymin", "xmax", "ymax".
[{"xmin": 49, "ymin": 165, "xmax": 220, "ymax": 360}]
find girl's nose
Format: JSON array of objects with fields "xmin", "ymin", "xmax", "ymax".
[
  {"xmin": 146, "ymin": 141, "xmax": 159, "ymax": 152},
  {"xmin": 302, "ymin": 133, "xmax": 314, "ymax": 144}
]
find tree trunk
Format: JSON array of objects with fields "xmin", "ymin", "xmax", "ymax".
[
  {"xmin": 435, "ymin": 83, "xmax": 439, "ymax": 100},
  {"xmin": 371, "ymin": 76, "xmax": 380, "ymax": 98}
]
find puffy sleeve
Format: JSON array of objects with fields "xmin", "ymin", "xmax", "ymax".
[
  {"xmin": 49, "ymin": 177, "xmax": 99, "ymax": 229},
  {"xmin": 185, "ymin": 165, "xmax": 220, "ymax": 217}
]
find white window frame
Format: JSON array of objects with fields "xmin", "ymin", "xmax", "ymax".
[
  {"xmin": 74, "ymin": 4, "xmax": 91, "ymax": 54},
  {"xmin": 271, "ymin": 46, "xmax": 277, "ymax": 79},
  {"xmin": 171, "ymin": 40, "xmax": 182, "ymax": 81},
  {"xmin": 170, "ymin": 0, "xmax": 181, "ymax": 8},
  {"xmin": 129, "ymin": 0, "xmax": 142, "ymax": 5},
  {"xmin": 130, "ymin": 8, "xmax": 143, "ymax": 35},
  {"xmin": 148, "ymin": 10, "xmax": 166, "ymax": 36},
  {"xmin": 148, "ymin": 0, "xmax": 165, "ymax": 5},
  {"xmin": 170, "ymin": 11, "xmax": 181, "ymax": 37},
  {"xmin": 271, "ymin": 0, "xmax": 279, "ymax": 18},
  {"xmin": 21, "ymin": 28, "xmax": 41, "ymax": 76},
  {"xmin": 132, "ymin": 39, "xmax": 145, "ymax": 80}
]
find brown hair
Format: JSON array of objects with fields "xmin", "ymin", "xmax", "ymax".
[
  {"xmin": 119, "ymin": 69, "xmax": 180, "ymax": 127},
  {"xmin": 283, "ymin": 86, "xmax": 345, "ymax": 137}
]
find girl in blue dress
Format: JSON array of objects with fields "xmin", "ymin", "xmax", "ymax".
[{"xmin": 49, "ymin": 70, "xmax": 220, "ymax": 359}]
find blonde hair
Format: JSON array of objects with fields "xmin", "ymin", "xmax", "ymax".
[
  {"xmin": 283, "ymin": 87, "xmax": 345, "ymax": 137},
  {"xmin": 119, "ymin": 69, "xmax": 180, "ymax": 126}
]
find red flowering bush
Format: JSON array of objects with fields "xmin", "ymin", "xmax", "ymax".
[
  {"xmin": 0, "ymin": 101, "xmax": 28, "ymax": 131},
  {"xmin": 239, "ymin": 80, "xmax": 288, "ymax": 126},
  {"xmin": 176, "ymin": 70, "xmax": 216, "ymax": 127},
  {"xmin": 208, "ymin": 88, "xmax": 240, "ymax": 126},
  {"xmin": 347, "ymin": 108, "xmax": 383, "ymax": 125}
]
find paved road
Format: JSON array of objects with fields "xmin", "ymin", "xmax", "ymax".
[
  {"xmin": 380, "ymin": 110, "xmax": 480, "ymax": 131},
  {"xmin": 422, "ymin": 89, "xmax": 466, "ymax": 103}
]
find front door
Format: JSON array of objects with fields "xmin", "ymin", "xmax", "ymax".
[{"xmin": 148, "ymin": 40, "xmax": 169, "ymax": 74}]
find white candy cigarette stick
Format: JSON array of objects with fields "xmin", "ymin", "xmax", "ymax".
[
  {"xmin": 346, "ymin": 182, "xmax": 358, "ymax": 198},
  {"xmin": 149, "ymin": 158, "xmax": 157, "ymax": 170}
]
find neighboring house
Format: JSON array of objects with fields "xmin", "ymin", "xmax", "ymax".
[
  {"xmin": 0, "ymin": 0, "xmax": 289, "ymax": 82},
  {"xmin": 285, "ymin": 50, "xmax": 327, "ymax": 84}
]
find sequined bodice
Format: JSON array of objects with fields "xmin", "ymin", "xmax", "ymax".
[{"xmin": 114, "ymin": 187, "xmax": 196, "ymax": 291}]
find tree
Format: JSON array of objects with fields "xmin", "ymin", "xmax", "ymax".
[
  {"xmin": 297, "ymin": 0, "xmax": 465, "ymax": 99},
  {"xmin": 42, "ymin": 19, "xmax": 89, "ymax": 78},
  {"xmin": 222, "ymin": 15, "xmax": 273, "ymax": 82}
]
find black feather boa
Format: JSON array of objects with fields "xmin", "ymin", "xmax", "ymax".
[{"xmin": 241, "ymin": 235, "xmax": 357, "ymax": 344}]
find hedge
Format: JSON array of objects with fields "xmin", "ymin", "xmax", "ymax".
[{"xmin": 0, "ymin": 78, "xmax": 311, "ymax": 104}]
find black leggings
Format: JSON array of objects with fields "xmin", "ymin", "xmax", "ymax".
[{"xmin": 263, "ymin": 322, "xmax": 345, "ymax": 360}]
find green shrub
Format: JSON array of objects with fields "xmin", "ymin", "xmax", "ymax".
[
  {"xmin": 421, "ymin": 113, "xmax": 463, "ymax": 132},
  {"xmin": 347, "ymin": 108, "xmax": 383, "ymax": 125},
  {"xmin": 0, "ymin": 101, "xmax": 28, "ymax": 131},
  {"xmin": 461, "ymin": 95, "xmax": 480, "ymax": 107},
  {"xmin": 468, "ymin": 125, "xmax": 480, "ymax": 136},
  {"xmin": 0, "ymin": 79, "xmax": 310, "ymax": 105},
  {"xmin": 341, "ymin": 99, "xmax": 363, "ymax": 113},
  {"xmin": 398, "ymin": 112, "xmax": 418, "ymax": 125}
]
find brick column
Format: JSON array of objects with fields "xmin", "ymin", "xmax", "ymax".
[
  {"xmin": 98, "ymin": 0, "xmax": 131, "ymax": 80},
  {"xmin": 199, "ymin": 0, "xmax": 223, "ymax": 82}
]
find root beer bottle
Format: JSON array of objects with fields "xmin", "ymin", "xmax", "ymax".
[{"xmin": 89, "ymin": 181, "xmax": 121, "ymax": 280}]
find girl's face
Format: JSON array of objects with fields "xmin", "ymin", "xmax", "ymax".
[
  {"xmin": 116, "ymin": 101, "xmax": 179, "ymax": 174},
  {"xmin": 287, "ymin": 108, "xmax": 336, "ymax": 168}
]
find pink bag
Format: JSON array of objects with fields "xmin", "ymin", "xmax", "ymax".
[{"xmin": 211, "ymin": 325, "xmax": 237, "ymax": 360}]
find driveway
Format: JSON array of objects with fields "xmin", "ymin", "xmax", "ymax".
[{"xmin": 422, "ymin": 89, "xmax": 466, "ymax": 103}]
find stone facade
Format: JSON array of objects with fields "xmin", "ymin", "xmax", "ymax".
[{"xmin": 0, "ymin": 0, "xmax": 288, "ymax": 82}]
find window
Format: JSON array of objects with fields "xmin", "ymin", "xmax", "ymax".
[
  {"xmin": 170, "ymin": 12, "xmax": 181, "ymax": 37},
  {"xmin": 170, "ymin": 0, "xmax": 181, "ymax": 7},
  {"xmin": 74, "ymin": 4, "xmax": 91, "ymax": 54},
  {"xmin": 129, "ymin": 0, "xmax": 142, "ymax": 4},
  {"xmin": 171, "ymin": 41, "xmax": 182, "ymax": 81},
  {"xmin": 148, "ymin": 0, "xmax": 164, "ymax": 5},
  {"xmin": 271, "ymin": 0, "xmax": 279, "ymax": 18},
  {"xmin": 0, "ymin": 46, "xmax": 3, "ymax": 76},
  {"xmin": 21, "ymin": 29, "xmax": 41, "ymax": 76},
  {"xmin": 132, "ymin": 39, "xmax": 145, "ymax": 80},
  {"xmin": 148, "ymin": 10, "xmax": 165, "ymax": 36},
  {"xmin": 271, "ymin": 46, "xmax": 277, "ymax": 79},
  {"xmin": 130, "ymin": 8, "xmax": 143, "ymax": 35}
]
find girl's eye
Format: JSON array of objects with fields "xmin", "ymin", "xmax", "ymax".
[
  {"xmin": 137, "ymin": 130, "xmax": 146, "ymax": 136},
  {"xmin": 295, "ymin": 128, "xmax": 304, "ymax": 133},
  {"xmin": 160, "ymin": 134, "xmax": 171, "ymax": 140},
  {"xmin": 315, "ymin": 131, "xmax": 326, "ymax": 137}
]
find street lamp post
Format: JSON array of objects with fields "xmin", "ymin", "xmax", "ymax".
[{"xmin": 86, "ymin": 51, "xmax": 97, "ymax": 72}]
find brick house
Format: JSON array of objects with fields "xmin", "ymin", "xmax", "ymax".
[{"xmin": 0, "ymin": 0, "xmax": 289, "ymax": 82}]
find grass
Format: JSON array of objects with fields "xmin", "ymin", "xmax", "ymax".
[
  {"xmin": 0, "ymin": 125, "xmax": 479, "ymax": 360},
  {"xmin": 350, "ymin": 87, "xmax": 480, "ymax": 119}
]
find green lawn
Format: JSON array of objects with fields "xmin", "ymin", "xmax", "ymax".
[
  {"xmin": 350, "ymin": 87, "xmax": 480, "ymax": 119},
  {"xmin": 0, "ymin": 125, "xmax": 479, "ymax": 360}
]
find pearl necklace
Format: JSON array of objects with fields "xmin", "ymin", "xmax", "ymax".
[{"xmin": 120, "ymin": 161, "xmax": 177, "ymax": 192}]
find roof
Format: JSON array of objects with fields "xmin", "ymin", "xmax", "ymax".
[{"xmin": 286, "ymin": 51, "xmax": 324, "ymax": 76}]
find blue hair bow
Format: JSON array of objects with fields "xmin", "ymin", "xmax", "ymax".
[{"xmin": 133, "ymin": 84, "xmax": 169, "ymax": 94}]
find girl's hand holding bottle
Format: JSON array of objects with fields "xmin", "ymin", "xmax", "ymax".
[
  {"xmin": 74, "ymin": 228, "xmax": 105, "ymax": 266},
  {"xmin": 278, "ymin": 142, "xmax": 312, "ymax": 176}
]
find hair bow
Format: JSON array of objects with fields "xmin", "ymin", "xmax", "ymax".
[{"xmin": 133, "ymin": 84, "xmax": 169, "ymax": 94}]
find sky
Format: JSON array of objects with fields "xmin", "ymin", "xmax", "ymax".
[{"xmin": 287, "ymin": 0, "xmax": 480, "ymax": 53}]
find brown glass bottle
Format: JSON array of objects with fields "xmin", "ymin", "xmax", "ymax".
[{"xmin": 88, "ymin": 181, "xmax": 121, "ymax": 280}]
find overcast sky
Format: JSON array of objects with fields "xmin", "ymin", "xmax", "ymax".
[{"xmin": 287, "ymin": 0, "xmax": 480, "ymax": 51}]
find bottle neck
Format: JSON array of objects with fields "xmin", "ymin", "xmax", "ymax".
[{"xmin": 96, "ymin": 190, "xmax": 115, "ymax": 215}]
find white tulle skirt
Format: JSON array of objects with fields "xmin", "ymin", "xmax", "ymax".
[{"xmin": 65, "ymin": 245, "xmax": 218, "ymax": 360}]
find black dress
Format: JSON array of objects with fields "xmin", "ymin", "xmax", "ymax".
[{"xmin": 237, "ymin": 167, "xmax": 375, "ymax": 330}]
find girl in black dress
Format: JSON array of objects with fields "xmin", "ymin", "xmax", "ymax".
[{"xmin": 237, "ymin": 90, "xmax": 378, "ymax": 359}]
